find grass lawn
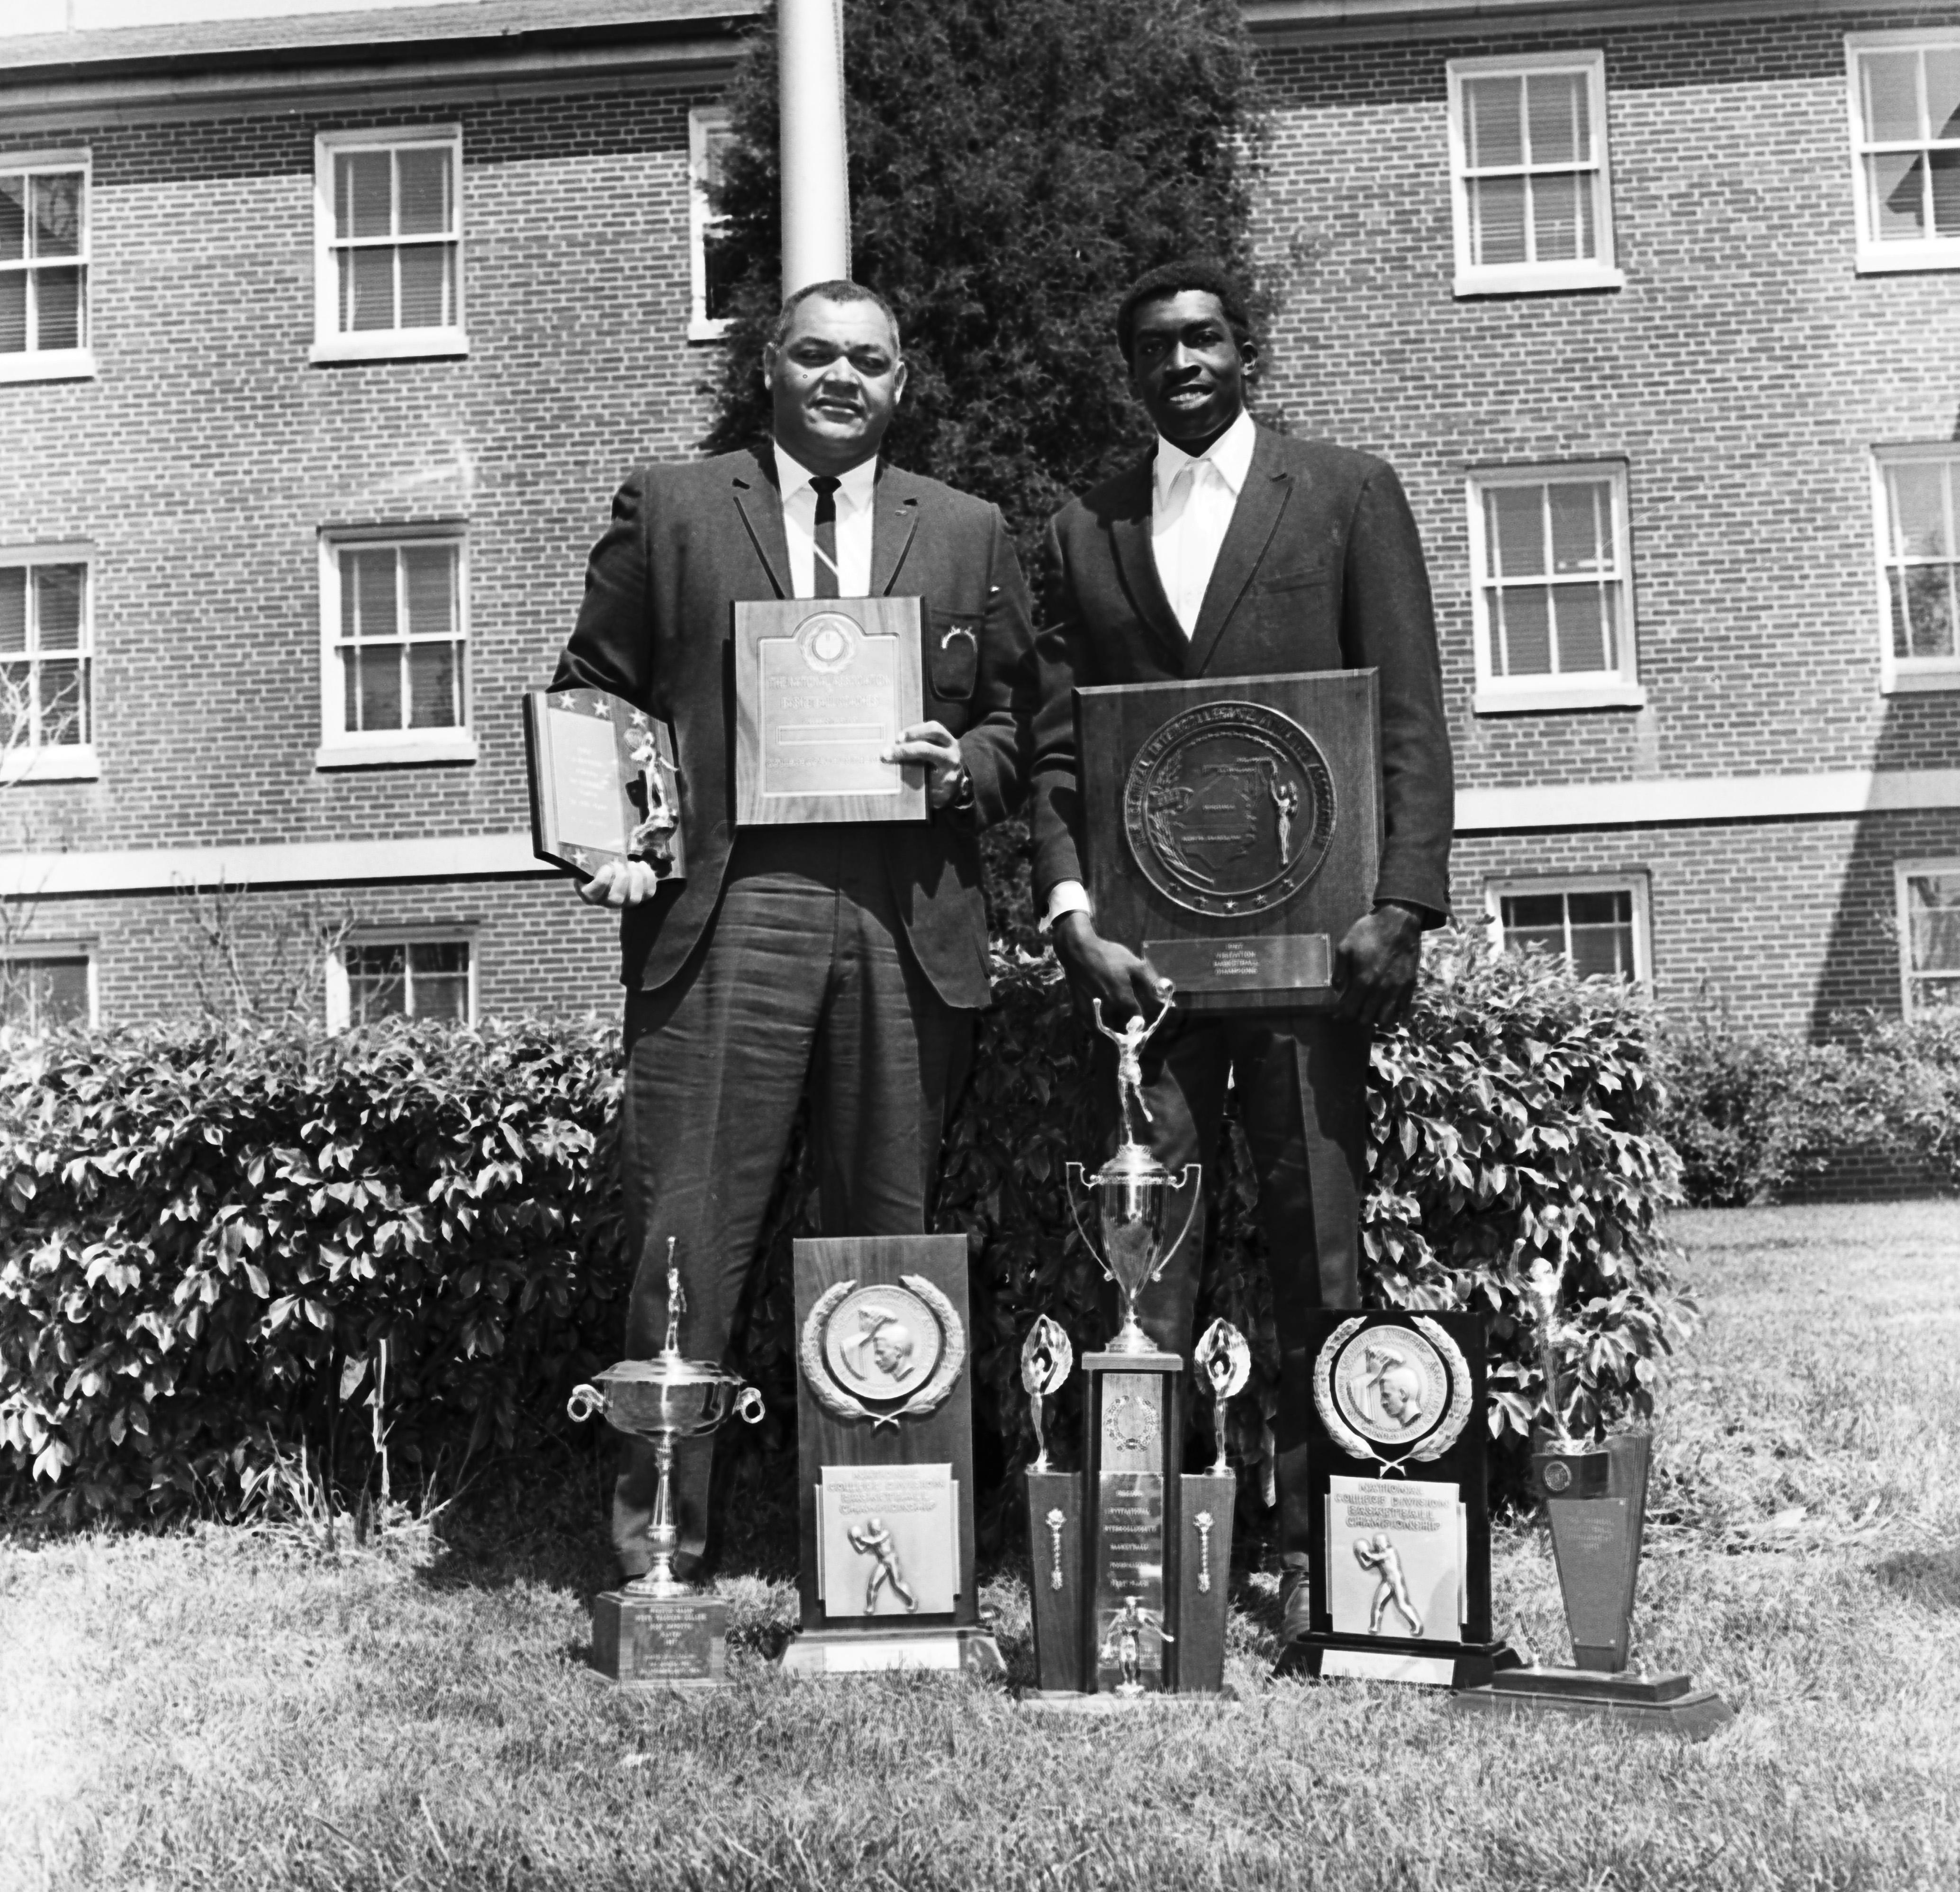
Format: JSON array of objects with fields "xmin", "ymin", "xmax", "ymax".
[{"xmin": 5, "ymin": 1201, "xmax": 1960, "ymax": 1891}]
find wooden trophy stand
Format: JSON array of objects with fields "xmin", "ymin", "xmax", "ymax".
[
  {"xmin": 1277, "ymin": 1309, "xmax": 1518, "ymax": 1690},
  {"xmin": 1452, "ymin": 1433, "xmax": 1735, "ymax": 1737},
  {"xmin": 1026, "ymin": 1350, "xmax": 1235, "ymax": 1704},
  {"xmin": 779, "ymin": 1234, "xmax": 1003, "ymax": 1678}
]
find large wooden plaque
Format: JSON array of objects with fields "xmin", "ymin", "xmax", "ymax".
[
  {"xmin": 522, "ymin": 686, "xmax": 685, "ymax": 882},
  {"xmin": 1075, "ymin": 670, "xmax": 1380, "ymax": 1013},
  {"xmin": 780, "ymin": 1234, "xmax": 1002, "ymax": 1678},
  {"xmin": 733, "ymin": 597, "xmax": 927, "ymax": 825}
]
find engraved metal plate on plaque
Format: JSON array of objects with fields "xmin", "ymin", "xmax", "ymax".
[
  {"xmin": 628, "ymin": 1598, "xmax": 724, "ymax": 1684},
  {"xmin": 1092, "ymin": 1374, "xmax": 1170, "ymax": 1695}
]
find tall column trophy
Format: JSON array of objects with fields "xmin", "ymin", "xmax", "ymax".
[
  {"xmin": 567, "ymin": 1249, "xmax": 764, "ymax": 1689},
  {"xmin": 1022, "ymin": 995, "xmax": 1246, "ymax": 1702},
  {"xmin": 1454, "ymin": 1259, "xmax": 1734, "ymax": 1735}
]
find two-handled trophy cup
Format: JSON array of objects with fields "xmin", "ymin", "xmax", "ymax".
[
  {"xmin": 1024, "ymin": 992, "xmax": 1245, "ymax": 1702},
  {"xmin": 568, "ymin": 1241, "xmax": 764, "ymax": 1687}
]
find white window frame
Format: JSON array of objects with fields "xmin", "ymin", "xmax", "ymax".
[
  {"xmin": 1466, "ymin": 462, "xmax": 1642, "ymax": 714},
  {"xmin": 311, "ymin": 126, "xmax": 467, "ymax": 364},
  {"xmin": 1894, "ymin": 859, "xmax": 1960, "ymax": 1016},
  {"xmin": 689, "ymin": 107, "xmax": 734, "ymax": 342},
  {"xmin": 316, "ymin": 524, "xmax": 476, "ymax": 769},
  {"xmin": 1847, "ymin": 30, "xmax": 1960, "ymax": 274},
  {"xmin": 325, "ymin": 926, "xmax": 478, "ymax": 1032},
  {"xmin": 0, "ymin": 542, "xmax": 98, "ymax": 783},
  {"xmin": 1871, "ymin": 444, "xmax": 1960, "ymax": 694},
  {"xmin": 1485, "ymin": 872, "xmax": 1651, "ymax": 985},
  {"xmin": 0, "ymin": 937, "xmax": 98, "ymax": 1029},
  {"xmin": 0, "ymin": 148, "xmax": 95, "ymax": 383},
  {"xmin": 1447, "ymin": 52, "xmax": 1623, "ymax": 297}
]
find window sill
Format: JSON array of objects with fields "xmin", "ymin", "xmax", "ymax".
[
  {"xmin": 688, "ymin": 316, "xmax": 732, "ymax": 344},
  {"xmin": 0, "ymin": 348, "xmax": 98, "ymax": 383},
  {"xmin": 0, "ymin": 744, "xmax": 99, "ymax": 784},
  {"xmin": 314, "ymin": 732, "xmax": 478, "ymax": 769},
  {"xmin": 309, "ymin": 329, "xmax": 470, "ymax": 366},
  {"xmin": 1454, "ymin": 264, "xmax": 1626, "ymax": 299},
  {"xmin": 1474, "ymin": 683, "xmax": 1646, "ymax": 715},
  {"xmin": 1855, "ymin": 244, "xmax": 1960, "ymax": 275},
  {"xmin": 1882, "ymin": 669, "xmax": 1960, "ymax": 695}
]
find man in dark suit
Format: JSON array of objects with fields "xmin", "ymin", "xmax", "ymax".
[
  {"xmin": 555, "ymin": 280, "xmax": 1035, "ymax": 1582},
  {"xmin": 1030, "ymin": 260, "xmax": 1452, "ymax": 1638}
]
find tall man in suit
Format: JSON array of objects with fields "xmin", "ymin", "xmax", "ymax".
[
  {"xmin": 1030, "ymin": 261, "xmax": 1453, "ymax": 1638},
  {"xmin": 556, "ymin": 281, "xmax": 1035, "ymax": 1583}
]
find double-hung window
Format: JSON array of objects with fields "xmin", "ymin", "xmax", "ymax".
[
  {"xmin": 0, "ymin": 548, "xmax": 95, "ymax": 782},
  {"xmin": 327, "ymin": 933, "xmax": 474, "ymax": 1030},
  {"xmin": 1467, "ymin": 464, "xmax": 1641, "ymax": 712},
  {"xmin": 1872, "ymin": 446, "xmax": 1960, "ymax": 693},
  {"xmin": 1897, "ymin": 864, "xmax": 1960, "ymax": 1014},
  {"xmin": 0, "ymin": 943, "xmax": 96, "ymax": 1032},
  {"xmin": 1488, "ymin": 876, "xmax": 1649, "ymax": 984},
  {"xmin": 1848, "ymin": 32, "xmax": 1960, "ymax": 272},
  {"xmin": 690, "ymin": 108, "xmax": 737, "ymax": 341},
  {"xmin": 313, "ymin": 128, "xmax": 466, "ymax": 362},
  {"xmin": 317, "ymin": 528, "xmax": 473, "ymax": 767},
  {"xmin": 1447, "ymin": 54, "xmax": 1622, "ymax": 296},
  {"xmin": 0, "ymin": 152, "xmax": 93, "ymax": 380}
]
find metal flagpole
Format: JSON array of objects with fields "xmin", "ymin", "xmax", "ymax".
[{"xmin": 778, "ymin": 0, "xmax": 852, "ymax": 292}]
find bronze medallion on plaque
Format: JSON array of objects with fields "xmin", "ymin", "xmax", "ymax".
[
  {"xmin": 1123, "ymin": 700, "xmax": 1336, "ymax": 918},
  {"xmin": 799, "ymin": 1276, "xmax": 965, "ymax": 1430},
  {"xmin": 1075, "ymin": 670, "xmax": 1380, "ymax": 1011},
  {"xmin": 1312, "ymin": 1313, "xmax": 1473, "ymax": 1474}
]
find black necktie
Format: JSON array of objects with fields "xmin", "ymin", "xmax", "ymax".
[{"xmin": 810, "ymin": 474, "xmax": 841, "ymax": 598}]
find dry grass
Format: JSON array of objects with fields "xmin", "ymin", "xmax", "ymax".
[{"xmin": 4, "ymin": 1201, "xmax": 1960, "ymax": 1891}]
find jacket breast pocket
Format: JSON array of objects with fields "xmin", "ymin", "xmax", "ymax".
[
  {"xmin": 926, "ymin": 607, "xmax": 981, "ymax": 702},
  {"xmin": 1250, "ymin": 558, "xmax": 1330, "ymax": 597}
]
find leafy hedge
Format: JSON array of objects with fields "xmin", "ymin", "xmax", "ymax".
[{"xmin": 2, "ymin": 932, "xmax": 1685, "ymax": 1523}]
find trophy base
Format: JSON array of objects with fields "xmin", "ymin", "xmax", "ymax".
[
  {"xmin": 590, "ymin": 1590, "xmax": 729, "ymax": 1689},
  {"xmin": 1275, "ymin": 1634, "xmax": 1522, "ymax": 1691},
  {"xmin": 1451, "ymin": 1664, "xmax": 1735, "ymax": 1738},
  {"xmin": 1022, "ymin": 1684, "xmax": 1240, "ymax": 1712},
  {"xmin": 778, "ymin": 1624, "xmax": 1005, "ymax": 1680}
]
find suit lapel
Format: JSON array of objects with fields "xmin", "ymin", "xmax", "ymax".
[
  {"xmin": 1186, "ymin": 426, "xmax": 1292, "ymax": 675},
  {"xmin": 871, "ymin": 464, "xmax": 923, "ymax": 596},
  {"xmin": 729, "ymin": 446, "xmax": 790, "ymax": 598},
  {"xmin": 1106, "ymin": 456, "xmax": 1191, "ymax": 674}
]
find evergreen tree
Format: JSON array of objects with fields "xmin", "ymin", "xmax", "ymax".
[{"xmin": 702, "ymin": 0, "xmax": 1269, "ymax": 560}]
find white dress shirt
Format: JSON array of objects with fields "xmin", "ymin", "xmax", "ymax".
[
  {"xmin": 1151, "ymin": 407, "xmax": 1256, "ymax": 638},
  {"xmin": 1043, "ymin": 411, "xmax": 1258, "ymax": 931},
  {"xmin": 773, "ymin": 443, "xmax": 877, "ymax": 598}
]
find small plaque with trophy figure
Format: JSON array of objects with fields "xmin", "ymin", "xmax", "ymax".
[
  {"xmin": 566, "ymin": 1246, "xmax": 764, "ymax": 1688},
  {"xmin": 781, "ymin": 1234, "xmax": 1002, "ymax": 1677},
  {"xmin": 523, "ymin": 686, "xmax": 686, "ymax": 881},
  {"xmin": 1452, "ymin": 1266, "xmax": 1734, "ymax": 1736},
  {"xmin": 1021, "ymin": 996, "xmax": 1245, "ymax": 1705},
  {"xmin": 1073, "ymin": 670, "xmax": 1379, "ymax": 1010},
  {"xmin": 733, "ymin": 598, "xmax": 927, "ymax": 824},
  {"xmin": 1281, "ymin": 1309, "xmax": 1516, "ymax": 1690}
]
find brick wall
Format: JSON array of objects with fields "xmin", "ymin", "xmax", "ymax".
[
  {"xmin": 1252, "ymin": 8, "xmax": 1960, "ymax": 790},
  {"xmin": 0, "ymin": 81, "xmax": 725, "ymax": 865}
]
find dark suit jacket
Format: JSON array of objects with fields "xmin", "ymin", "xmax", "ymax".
[
  {"xmin": 1030, "ymin": 425, "xmax": 1453, "ymax": 920},
  {"xmin": 554, "ymin": 444, "xmax": 1036, "ymax": 1009}
]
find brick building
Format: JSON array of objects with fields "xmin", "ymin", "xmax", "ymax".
[{"xmin": 1, "ymin": 0, "xmax": 1956, "ymax": 1037}]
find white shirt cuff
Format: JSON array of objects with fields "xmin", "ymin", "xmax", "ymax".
[{"xmin": 1040, "ymin": 881, "xmax": 1093, "ymax": 932}]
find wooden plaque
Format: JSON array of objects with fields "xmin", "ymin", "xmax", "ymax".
[
  {"xmin": 1075, "ymin": 670, "xmax": 1381, "ymax": 1013},
  {"xmin": 522, "ymin": 686, "xmax": 685, "ymax": 882},
  {"xmin": 733, "ymin": 597, "xmax": 927, "ymax": 825},
  {"xmin": 781, "ymin": 1235, "xmax": 1001, "ymax": 1677}
]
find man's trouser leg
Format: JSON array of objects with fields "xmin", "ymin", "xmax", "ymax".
[
  {"xmin": 1113, "ymin": 1012, "xmax": 1369, "ymax": 1556},
  {"xmin": 612, "ymin": 828, "xmax": 969, "ymax": 1577}
]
